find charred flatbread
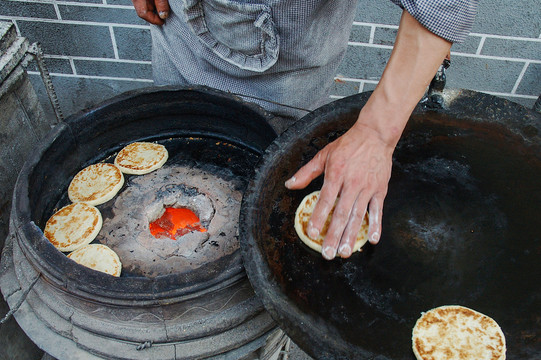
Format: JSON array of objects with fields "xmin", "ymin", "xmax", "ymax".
[
  {"xmin": 68, "ymin": 163, "xmax": 124, "ymax": 206},
  {"xmin": 44, "ymin": 203, "xmax": 102, "ymax": 252},
  {"xmin": 412, "ymin": 305, "xmax": 506, "ymax": 360},
  {"xmin": 67, "ymin": 243, "xmax": 122, "ymax": 277},
  {"xmin": 114, "ymin": 142, "xmax": 168, "ymax": 175},
  {"xmin": 294, "ymin": 190, "xmax": 369, "ymax": 256}
]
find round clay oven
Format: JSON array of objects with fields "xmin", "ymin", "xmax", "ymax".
[{"xmin": 0, "ymin": 86, "xmax": 287, "ymax": 359}]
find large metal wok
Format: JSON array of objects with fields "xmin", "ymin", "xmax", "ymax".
[{"xmin": 240, "ymin": 90, "xmax": 541, "ymax": 359}]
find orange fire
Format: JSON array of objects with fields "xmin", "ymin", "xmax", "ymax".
[{"xmin": 149, "ymin": 207, "xmax": 207, "ymax": 240}]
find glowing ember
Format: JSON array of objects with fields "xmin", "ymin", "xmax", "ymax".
[{"xmin": 149, "ymin": 207, "xmax": 207, "ymax": 240}]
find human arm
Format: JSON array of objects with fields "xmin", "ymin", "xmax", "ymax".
[
  {"xmin": 132, "ymin": 0, "xmax": 170, "ymax": 25},
  {"xmin": 285, "ymin": 10, "xmax": 452, "ymax": 259}
]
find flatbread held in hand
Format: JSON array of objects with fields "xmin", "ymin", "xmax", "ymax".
[{"xmin": 294, "ymin": 190, "xmax": 369, "ymax": 256}]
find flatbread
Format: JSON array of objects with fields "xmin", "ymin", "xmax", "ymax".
[
  {"xmin": 294, "ymin": 190, "xmax": 369, "ymax": 256},
  {"xmin": 114, "ymin": 142, "xmax": 168, "ymax": 175},
  {"xmin": 67, "ymin": 244, "xmax": 122, "ymax": 277},
  {"xmin": 68, "ymin": 163, "xmax": 124, "ymax": 206},
  {"xmin": 44, "ymin": 203, "xmax": 102, "ymax": 252},
  {"xmin": 412, "ymin": 305, "xmax": 506, "ymax": 360}
]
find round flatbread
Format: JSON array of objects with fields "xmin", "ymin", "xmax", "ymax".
[
  {"xmin": 114, "ymin": 142, "xmax": 168, "ymax": 175},
  {"xmin": 67, "ymin": 244, "xmax": 122, "ymax": 277},
  {"xmin": 294, "ymin": 190, "xmax": 369, "ymax": 256},
  {"xmin": 412, "ymin": 305, "xmax": 506, "ymax": 360},
  {"xmin": 44, "ymin": 203, "xmax": 102, "ymax": 252},
  {"xmin": 68, "ymin": 163, "xmax": 124, "ymax": 206}
]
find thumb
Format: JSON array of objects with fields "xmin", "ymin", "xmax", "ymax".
[
  {"xmin": 285, "ymin": 147, "xmax": 328, "ymax": 190},
  {"xmin": 155, "ymin": 0, "xmax": 170, "ymax": 19}
]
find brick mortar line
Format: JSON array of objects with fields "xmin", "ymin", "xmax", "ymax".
[
  {"xmin": 57, "ymin": 1, "xmax": 133, "ymax": 9},
  {"xmin": 353, "ymin": 21, "xmax": 398, "ymax": 29},
  {"xmin": 352, "ymin": 23, "xmax": 541, "ymax": 42},
  {"xmin": 475, "ymin": 36, "xmax": 486, "ymax": 55},
  {"xmin": 348, "ymin": 41, "xmax": 393, "ymax": 49},
  {"xmin": 335, "ymin": 76, "xmax": 378, "ymax": 84},
  {"xmin": 469, "ymin": 32, "xmax": 541, "ymax": 42},
  {"xmin": 348, "ymin": 41, "xmax": 541, "ymax": 63},
  {"xmin": 511, "ymin": 62, "xmax": 530, "ymax": 94},
  {"xmin": 44, "ymin": 54, "xmax": 151, "ymax": 64},
  {"xmin": 449, "ymin": 52, "xmax": 541, "ymax": 64},
  {"xmin": 11, "ymin": 19, "xmax": 21, "ymax": 35},
  {"xmin": 69, "ymin": 58, "xmax": 77, "ymax": 75},
  {"xmin": 53, "ymin": 1, "xmax": 62, "ymax": 20},
  {"xmin": 481, "ymin": 91, "xmax": 537, "ymax": 100},
  {"xmin": 0, "ymin": 15, "xmax": 149, "ymax": 29},
  {"xmin": 109, "ymin": 26, "xmax": 119, "ymax": 60},
  {"xmin": 27, "ymin": 71, "xmax": 153, "ymax": 82},
  {"xmin": 368, "ymin": 26, "xmax": 376, "ymax": 44},
  {"xmin": 4, "ymin": 0, "xmax": 134, "ymax": 10}
]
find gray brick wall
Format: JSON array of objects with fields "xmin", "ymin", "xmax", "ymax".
[
  {"xmin": 1, "ymin": 0, "xmax": 539, "ymax": 117},
  {"xmin": 339, "ymin": 0, "xmax": 541, "ymax": 108}
]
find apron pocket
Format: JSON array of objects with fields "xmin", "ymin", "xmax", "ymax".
[{"xmin": 184, "ymin": 0, "xmax": 280, "ymax": 72}]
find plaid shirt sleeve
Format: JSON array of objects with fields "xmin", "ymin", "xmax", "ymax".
[{"xmin": 390, "ymin": 0, "xmax": 479, "ymax": 43}]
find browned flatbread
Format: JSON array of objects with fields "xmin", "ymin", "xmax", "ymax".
[
  {"xmin": 67, "ymin": 244, "xmax": 122, "ymax": 277},
  {"xmin": 294, "ymin": 191, "xmax": 369, "ymax": 256},
  {"xmin": 68, "ymin": 163, "xmax": 124, "ymax": 206},
  {"xmin": 44, "ymin": 203, "xmax": 102, "ymax": 252},
  {"xmin": 412, "ymin": 305, "xmax": 506, "ymax": 360},
  {"xmin": 114, "ymin": 142, "xmax": 168, "ymax": 175}
]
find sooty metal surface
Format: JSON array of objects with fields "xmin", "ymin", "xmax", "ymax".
[{"xmin": 241, "ymin": 89, "xmax": 541, "ymax": 359}]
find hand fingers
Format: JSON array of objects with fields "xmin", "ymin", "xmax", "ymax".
[
  {"xmin": 336, "ymin": 194, "xmax": 369, "ymax": 258},
  {"xmin": 307, "ymin": 147, "xmax": 349, "ymax": 251},
  {"xmin": 133, "ymin": 0, "xmax": 164, "ymax": 25},
  {"xmin": 322, "ymin": 186, "xmax": 367, "ymax": 259},
  {"xmin": 315, "ymin": 181, "xmax": 350, "ymax": 260},
  {"xmin": 154, "ymin": 0, "xmax": 170, "ymax": 19},
  {"xmin": 368, "ymin": 194, "xmax": 384, "ymax": 244},
  {"xmin": 322, "ymin": 191, "xmax": 384, "ymax": 259},
  {"xmin": 284, "ymin": 147, "xmax": 329, "ymax": 190},
  {"xmin": 285, "ymin": 123, "xmax": 392, "ymax": 259}
]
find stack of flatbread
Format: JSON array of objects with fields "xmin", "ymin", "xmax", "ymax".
[
  {"xmin": 294, "ymin": 190, "xmax": 369, "ymax": 256},
  {"xmin": 412, "ymin": 305, "xmax": 506, "ymax": 360},
  {"xmin": 44, "ymin": 141, "xmax": 169, "ymax": 277}
]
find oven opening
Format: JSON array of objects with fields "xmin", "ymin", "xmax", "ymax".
[{"xmin": 149, "ymin": 207, "xmax": 207, "ymax": 240}]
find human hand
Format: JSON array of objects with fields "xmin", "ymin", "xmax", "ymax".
[
  {"xmin": 285, "ymin": 114, "xmax": 394, "ymax": 260},
  {"xmin": 285, "ymin": 10, "xmax": 452, "ymax": 260},
  {"xmin": 132, "ymin": 0, "xmax": 170, "ymax": 25}
]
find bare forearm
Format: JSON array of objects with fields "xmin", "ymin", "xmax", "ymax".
[
  {"xmin": 287, "ymin": 10, "xmax": 454, "ymax": 258},
  {"xmin": 357, "ymin": 10, "xmax": 452, "ymax": 146}
]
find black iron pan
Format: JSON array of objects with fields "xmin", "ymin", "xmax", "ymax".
[{"xmin": 240, "ymin": 90, "xmax": 541, "ymax": 359}]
